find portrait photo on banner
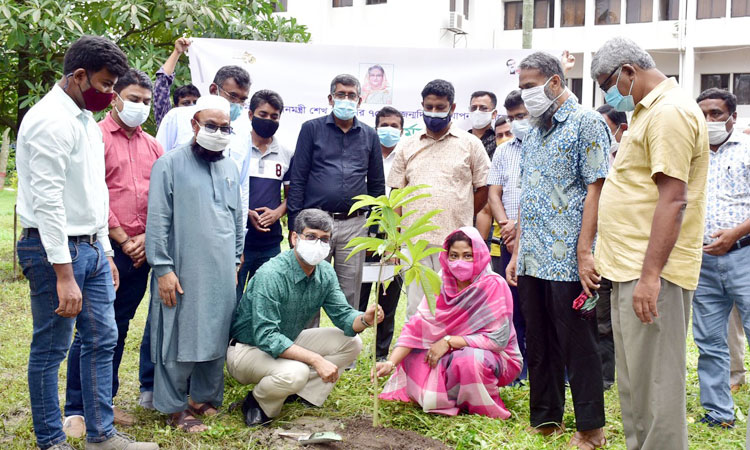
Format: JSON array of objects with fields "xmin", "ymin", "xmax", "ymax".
[{"xmin": 360, "ymin": 63, "xmax": 394, "ymax": 105}]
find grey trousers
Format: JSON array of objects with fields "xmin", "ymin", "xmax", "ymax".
[
  {"xmin": 226, "ymin": 328, "xmax": 362, "ymax": 417},
  {"xmin": 612, "ymin": 278, "xmax": 692, "ymax": 450},
  {"xmin": 729, "ymin": 305, "xmax": 746, "ymax": 387},
  {"xmin": 153, "ymin": 356, "xmax": 225, "ymax": 414}
]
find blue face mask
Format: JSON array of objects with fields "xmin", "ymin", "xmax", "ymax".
[
  {"xmin": 377, "ymin": 126, "xmax": 401, "ymax": 148},
  {"xmin": 423, "ymin": 110, "xmax": 452, "ymax": 132},
  {"xmin": 604, "ymin": 68, "xmax": 635, "ymax": 112},
  {"xmin": 229, "ymin": 103, "xmax": 242, "ymax": 121},
  {"xmin": 333, "ymin": 99, "xmax": 357, "ymax": 120}
]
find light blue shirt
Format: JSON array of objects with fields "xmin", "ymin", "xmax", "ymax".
[{"xmin": 705, "ymin": 131, "xmax": 750, "ymax": 243}]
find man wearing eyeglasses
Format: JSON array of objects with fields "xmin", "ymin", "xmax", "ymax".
[
  {"xmin": 145, "ymin": 95, "xmax": 244, "ymax": 433},
  {"xmin": 155, "ymin": 65, "xmax": 251, "ymax": 152},
  {"xmin": 287, "ymin": 74, "xmax": 385, "ymax": 318},
  {"xmin": 228, "ymin": 208, "xmax": 384, "ymax": 426},
  {"xmin": 592, "ymin": 37, "xmax": 708, "ymax": 450}
]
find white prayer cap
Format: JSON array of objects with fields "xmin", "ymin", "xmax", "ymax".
[{"xmin": 194, "ymin": 95, "xmax": 230, "ymax": 116}]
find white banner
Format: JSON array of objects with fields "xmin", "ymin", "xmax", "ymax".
[{"xmin": 187, "ymin": 38, "xmax": 538, "ymax": 149}]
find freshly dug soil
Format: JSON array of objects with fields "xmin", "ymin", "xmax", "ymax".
[{"xmin": 251, "ymin": 416, "xmax": 452, "ymax": 449}]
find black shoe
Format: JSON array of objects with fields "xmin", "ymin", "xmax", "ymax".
[
  {"xmin": 699, "ymin": 413, "xmax": 735, "ymax": 429},
  {"xmin": 283, "ymin": 394, "xmax": 316, "ymax": 408},
  {"xmin": 241, "ymin": 390, "xmax": 271, "ymax": 427}
]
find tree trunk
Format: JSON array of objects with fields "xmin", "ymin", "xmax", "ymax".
[
  {"xmin": 522, "ymin": 0, "xmax": 534, "ymax": 49},
  {"xmin": 16, "ymin": 51, "xmax": 30, "ymax": 129}
]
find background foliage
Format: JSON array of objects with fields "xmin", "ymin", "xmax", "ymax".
[{"xmin": 0, "ymin": 0, "xmax": 310, "ymax": 185}]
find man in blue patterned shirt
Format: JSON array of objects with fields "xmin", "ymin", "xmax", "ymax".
[
  {"xmin": 505, "ymin": 52, "xmax": 610, "ymax": 448},
  {"xmin": 693, "ymin": 88, "xmax": 750, "ymax": 430}
]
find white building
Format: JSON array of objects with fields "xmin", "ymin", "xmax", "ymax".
[{"xmin": 276, "ymin": 0, "xmax": 750, "ymax": 120}]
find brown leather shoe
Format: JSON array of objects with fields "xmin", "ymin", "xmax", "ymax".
[
  {"xmin": 526, "ymin": 423, "xmax": 566, "ymax": 436},
  {"xmin": 568, "ymin": 428, "xmax": 607, "ymax": 449},
  {"xmin": 113, "ymin": 406, "xmax": 136, "ymax": 426},
  {"xmin": 62, "ymin": 415, "xmax": 85, "ymax": 439}
]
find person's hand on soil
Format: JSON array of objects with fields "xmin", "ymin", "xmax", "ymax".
[{"xmin": 372, "ymin": 361, "xmax": 395, "ymax": 381}]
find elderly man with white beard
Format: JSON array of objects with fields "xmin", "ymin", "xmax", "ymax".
[
  {"xmin": 146, "ymin": 95, "xmax": 244, "ymax": 433},
  {"xmin": 505, "ymin": 52, "xmax": 611, "ymax": 449}
]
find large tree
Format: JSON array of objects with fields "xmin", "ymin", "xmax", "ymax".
[{"xmin": 0, "ymin": 0, "xmax": 310, "ymax": 136}]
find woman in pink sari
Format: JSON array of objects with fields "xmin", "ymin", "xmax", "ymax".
[{"xmin": 373, "ymin": 227, "xmax": 522, "ymax": 418}]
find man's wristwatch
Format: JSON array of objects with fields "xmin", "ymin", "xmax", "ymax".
[
  {"xmin": 443, "ymin": 335, "xmax": 453, "ymax": 349},
  {"xmin": 360, "ymin": 314, "xmax": 371, "ymax": 328}
]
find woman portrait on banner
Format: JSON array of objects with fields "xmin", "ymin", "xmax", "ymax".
[
  {"xmin": 373, "ymin": 227, "xmax": 522, "ymax": 419},
  {"xmin": 361, "ymin": 64, "xmax": 392, "ymax": 104}
]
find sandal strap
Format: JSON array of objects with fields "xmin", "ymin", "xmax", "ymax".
[
  {"xmin": 189, "ymin": 402, "xmax": 218, "ymax": 416},
  {"xmin": 168, "ymin": 410, "xmax": 205, "ymax": 431}
]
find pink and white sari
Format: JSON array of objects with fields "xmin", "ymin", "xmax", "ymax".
[{"xmin": 380, "ymin": 227, "xmax": 522, "ymax": 419}]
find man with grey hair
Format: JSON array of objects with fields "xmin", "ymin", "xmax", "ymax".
[
  {"xmin": 227, "ymin": 208, "xmax": 384, "ymax": 426},
  {"xmin": 288, "ymin": 74, "xmax": 385, "ymax": 319},
  {"xmin": 506, "ymin": 51, "xmax": 610, "ymax": 448},
  {"xmin": 592, "ymin": 37, "xmax": 708, "ymax": 450}
]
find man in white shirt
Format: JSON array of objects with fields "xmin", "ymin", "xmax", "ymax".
[
  {"xmin": 15, "ymin": 35, "xmax": 158, "ymax": 450},
  {"xmin": 155, "ymin": 65, "xmax": 251, "ymax": 152}
]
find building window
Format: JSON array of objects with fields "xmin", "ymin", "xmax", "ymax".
[
  {"xmin": 273, "ymin": 0, "xmax": 288, "ymax": 12},
  {"xmin": 464, "ymin": 0, "xmax": 470, "ymax": 19},
  {"xmin": 701, "ymin": 74, "xmax": 730, "ymax": 91},
  {"xmin": 735, "ymin": 73, "xmax": 750, "ymax": 105},
  {"xmin": 505, "ymin": 1, "xmax": 523, "ymax": 30},
  {"xmin": 569, "ymin": 78, "xmax": 583, "ymax": 104},
  {"xmin": 596, "ymin": 0, "xmax": 622, "ymax": 23},
  {"xmin": 660, "ymin": 0, "xmax": 679, "ymax": 19},
  {"xmin": 627, "ymin": 0, "xmax": 654, "ymax": 22},
  {"xmin": 535, "ymin": 0, "xmax": 555, "ymax": 27},
  {"xmin": 333, "ymin": 0, "xmax": 353, "ymax": 7},
  {"xmin": 450, "ymin": 0, "xmax": 456, "ymax": 11},
  {"xmin": 732, "ymin": 0, "xmax": 750, "ymax": 16},
  {"xmin": 366, "ymin": 0, "xmax": 387, "ymax": 4},
  {"xmin": 562, "ymin": 0, "xmax": 586, "ymax": 26},
  {"xmin": 697, "ymin": 0, "xmax": 726, "ymax": 18}
]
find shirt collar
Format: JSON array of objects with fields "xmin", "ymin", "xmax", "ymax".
[
  {"xmin": 326, "ymin": 113, "xmax": 361, "ymax": 130},
  {"xmin": 552, "ymin": 96, "xmax": 578, "ymax": 123},
  {"xmin": 52, "ymin": 84, "xmax": 91, "ymax": 120},
  {"xmin": 100, "ymin": 111, "xmax": 142, "ymax": 137},
  {"xmin": 383, "ymin": 149, "xmax": 397, "ymax": 162},
  {"xmin": 289, "ymin": 250, "xmax": 321, "ymax": 284},
  {"xmin": 251, "ymin": 136, "xmax": 280, "ymax": 155},
  {"xmin": 419, "ymin": 121, "xmax": 459, "ymax": 141},
  {"xmin": 637, "ymin": 77, "xmax": 679, "ymax": 111},
  {"xmin": 718, "ymin": 129, "xmax": 750, "ymax": 150}
]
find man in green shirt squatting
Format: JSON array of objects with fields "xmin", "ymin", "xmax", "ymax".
[{"xmin": 228, "ymin": 208, "xmax": 385, "ymax": 426}]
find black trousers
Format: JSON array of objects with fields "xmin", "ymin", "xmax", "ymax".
[
  {"xmin": 596, "ymin": 277, "xmax": 615, "ymax": 388},
  {"xmin": 358, "ymin": 254, "xmax": 403, "ymax": 359},
  {"xmin": 518, "ymin": 276, "xmax": 605, "ymax": 431}
]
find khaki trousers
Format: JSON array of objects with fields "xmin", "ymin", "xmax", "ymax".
[
  {"xmin": 612, "ymin": 279, "xmax": 692, "ymax": 450},
  {"xmin": 729, "ymin": 305, "xmax": 746, "ymax": 387},
  {"xmin": 225, "ymin": 328, "xmax": 362, "ymax": 417},
  {"xmin": 405, "ymin": 248, "xmax": 441, "ymax": 320}
]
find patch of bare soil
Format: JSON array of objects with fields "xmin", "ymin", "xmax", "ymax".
[{"xmin": 251, "ymin": 416, "xmax": 452, "ymax": 450}]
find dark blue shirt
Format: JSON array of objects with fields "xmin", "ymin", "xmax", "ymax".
[{"xmin": 287, "ymin": 114, "xmax": 385, "ymax": 229}]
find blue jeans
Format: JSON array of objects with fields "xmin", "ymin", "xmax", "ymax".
[
  {"xmin": 693, "ymin": 245, "xmax": 750, "ymax": 422},
  {"xmin": 236, "ymin": 245, "xmax": 281, "ymax": 301},
  {"xmin": 65, "ymin": 245, "xmax": 153, "ymax": 413},
  {"xmin": 18, "ymin": 236, "xmax": 117, "ymax": 448}
]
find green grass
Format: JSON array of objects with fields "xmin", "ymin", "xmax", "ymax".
[{"xmin": 0, "ymin": 188, "xmax": 747, "ymax": 449}]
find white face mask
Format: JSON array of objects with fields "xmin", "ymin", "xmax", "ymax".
[
  {"xmin": 707, "ymin": 117, "xmax": 732, "ymax": 146},
  {"xmin": 510, "ymin": 118, "xmax": 530, "ymax": 141},
  {"xmin": 521, "ymin": 77, "xmax": 566, "ymax": 118},
  {"xmin": 295, "ymin": 236, "xmax": 330, "ymax": 266},
  {"xmin": 195, "ymin": 126, "xmax": 232, "ymax": 152},
  {"xmin": 116, "ymin": 94, "xmax": 151, "ymax": 128},
  {"xmin": 469, "ymin": 110, "xmax": 494, "ymax": 129}
]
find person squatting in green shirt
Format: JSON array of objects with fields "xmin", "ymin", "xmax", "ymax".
[{"xmin": 228, "ymin": 208, "xmax": 385, "ymax": 426}]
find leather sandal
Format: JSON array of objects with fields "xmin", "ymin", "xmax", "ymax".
[
  {"xmin": 188, "ymin": 402, "xmax": 218, "ymax": 416},
  {"xmin": 167, "ymin": 410, "xmax": 207, "ymax": 433}
]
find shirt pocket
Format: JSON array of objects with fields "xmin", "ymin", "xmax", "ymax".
[{"xmin": 224, "ymin": 177, "xmax": 238, "ymax": 211}]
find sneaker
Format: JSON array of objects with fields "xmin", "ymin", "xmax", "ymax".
[
  {"xmin": 138, "ymin": 391, "xmax": 154, "ymax": 410},
  {"xmin": 48, "ymin": 443, "xmax": 76, "ymax": 450},
  {"xmin": 85, "ymin": 431, "xmax": 158, "ymax": 449},
  {"xmin": 699, "ymin": 413, "xmax": 735, "ymax": 429},
  {"xmin": 113, "ymin": 406, "xmax": 136, "ymax": 426},
  {"xmin": 62, "ymin": 415, "xmax": 86, "ymax": 439}
]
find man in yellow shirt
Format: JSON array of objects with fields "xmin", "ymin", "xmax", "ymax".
[{"xmin": 591, "ymin": 37, "xmax": 708, "ymax": 450}]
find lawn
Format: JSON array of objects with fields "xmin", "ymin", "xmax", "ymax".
[{"xmin": 0, "ymin": 188, "xmax": 747, "ymax": 449}]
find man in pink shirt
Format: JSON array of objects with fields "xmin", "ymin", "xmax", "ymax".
[{"xmin": 64, "ymin": 69, "xmax": 164, "ymax": 436}]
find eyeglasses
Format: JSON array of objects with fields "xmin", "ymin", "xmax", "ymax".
[
  {"xmin": 332, "ymin": 91, "xmax": 359, "ymax": 101},
  {"xmin": 599, "ymin": 66, "xmax": 620, "ymax": 93},
  {"xmin": 301, "ymin": 232, "xmax": 330, "ymax": 244},
  {"xmin": 196, "ymin": 121, "xmax": 233, "ymax": 135},
  {"xmin": 217, "ymin": 86, "xmax": 248, "ymax": 105}
]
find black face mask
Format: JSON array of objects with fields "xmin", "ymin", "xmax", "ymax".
[
  {"xmin": 251, "ymin": 116, "xmax": 280, "ymax": 139},
  {"xmin": 191, "ymin": 141, "xmax": 225, "ymax": 163}
]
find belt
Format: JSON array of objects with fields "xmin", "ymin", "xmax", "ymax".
[
  {"xmin": 327, "ymin": 209, "xmax": 366, "ymax": 221},
  {"xmin": 729, "ymin": 236, "xmax": 750, "ymax": 253},
  {"xmin": 229, "ymin": 338, "xmax": 238, "ymax": 347},
  {"xmin": 22, "ymin": 228, "xmax": 97, "ymax": 245}
]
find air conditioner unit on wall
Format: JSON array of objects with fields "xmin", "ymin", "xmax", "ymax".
[{"xmin": 448, "ymin": 11, "xmax": 464, "ymax": 33}]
